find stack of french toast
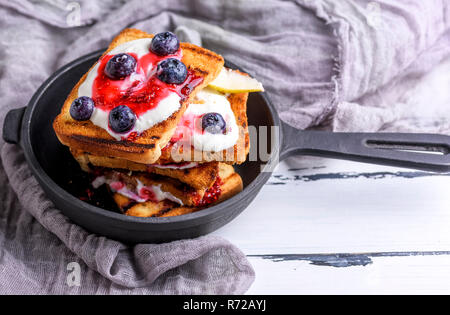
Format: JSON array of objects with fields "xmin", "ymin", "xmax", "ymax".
[{"xmin": 53, "ymin": 28, "xmax": 263, "ymax": 217}]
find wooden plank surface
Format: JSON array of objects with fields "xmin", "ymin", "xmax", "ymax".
[
  {"xmin": 213, "ymin": 156, "xmax": 450, "ymax": 254},
  {"xmin": 246, "ymin": 253, "xmax": 450, "ymax": 294},
  {"xmin": 212, "ymin": 155, "xmax": 450, "ymax": 294}
]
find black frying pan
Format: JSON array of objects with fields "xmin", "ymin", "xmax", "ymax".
[{"xmin": 3, "ymin": 50, "xmax": 450, "ymax": 243}]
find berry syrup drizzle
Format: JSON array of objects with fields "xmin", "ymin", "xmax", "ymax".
[
  {"xmin": 193, "ymin": 177, "xmax": 223, "ymax": 207},
  {"xmin": 169, "ymin": 112, "xmax": 203, "ymax": 144},
  {"xmin": 91, "ymin": 49, "xmax": 203, "ymax": 140}
]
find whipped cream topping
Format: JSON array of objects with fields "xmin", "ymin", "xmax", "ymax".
[
  {"xmin": 88, "ymin": 92, "xmax": 181, "ymax": 140},
  {"xmin": 91, "ymin": 175, "xmax": 183, "ymax": 205},
  {"xmin": 136, "ymin": 179, "xmax": 183, "ymax": 205},
  {"xmin": 171, "ymin": 88, "xmax": 239, "ymax": 152},
  {"xmin": 78, "ymin": 38, "xmax": 183, "ymax": 140}
]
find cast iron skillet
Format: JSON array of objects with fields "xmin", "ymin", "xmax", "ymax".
[{"xmin": 3, "ymin": 50, "xmax": 450, "ymax": 243}]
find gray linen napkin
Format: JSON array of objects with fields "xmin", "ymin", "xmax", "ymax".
[
  {"xmin": 1, "ymin": 144, "xmax": 254, "ymax": 294},
  {"xmin": 1, "ymin": 0, "xmax": 449, "ymax": 294}
]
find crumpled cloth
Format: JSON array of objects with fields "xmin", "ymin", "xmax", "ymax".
[{"xmin": 0, "ymin": 0, "xmax": 449, "ymax": 294}]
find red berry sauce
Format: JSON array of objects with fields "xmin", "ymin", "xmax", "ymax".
[
  {"xmin": 139, "ymin": 186, "xmax": 157, "ymax": 202},
  {"xmin": 169, "ymin": 112, "xmax": 203, "ymax": 144},
  {"xmin": 91, "ymin": 48, "xmax": 203, "ymax": 139},
  {"xmin": 194, "ymin": 177, "xmax": 223, "ymax": 207}
]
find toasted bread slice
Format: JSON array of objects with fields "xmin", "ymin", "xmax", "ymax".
[
  {"xmin": 53, "ymin": 28, "xmax": 224, "ymax": 164},
  {"xmin": 95, "ymin": 163, "xmax": 237, "ymax": 207},
  {"xmin": 151, "ymin": 91, "xmax": 250, "ymax": 164},
  {"xmin": 71, "ymin": 148, "xmax": 219, "ymax": 190},
  {"xmin": 114, "ymin": 168, "xmax": 243, "ymax": 217},
  {"xmin": 69, "ymin": 88, "xmax": 249, "ymax": 170},
  {"xmin": 113, "ymin": 194, "xmax": 184, "ymax": 217},
  {"xmin": 70, "ymin": 88, "xmax": 249, "ymax": 188}
]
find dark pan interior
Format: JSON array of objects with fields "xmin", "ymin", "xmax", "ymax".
[{"xmin": 28, "ymin": 53, "xmax": 276, "ymax": 215}]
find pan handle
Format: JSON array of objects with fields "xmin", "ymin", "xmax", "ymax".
[
  {"xmin": 2, "ymin": 107, "xmax": 26, "ymax": 145},
  {"xmin": 280, "ymin": 122, "xmax": 450, "ymax": 172}
]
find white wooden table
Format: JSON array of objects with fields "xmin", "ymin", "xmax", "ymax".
[{"xmin": 213, "ymin": 155, "xmax": 450, "ymax": 294}]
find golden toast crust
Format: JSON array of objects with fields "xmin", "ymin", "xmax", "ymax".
[
  {"xmin": 114, "ymin": 166, "xmax": 243, "ymax": 217},
  {"xmin": 154, "ymin": 91, "xmax": 250, "ymax": 164},
  {"xmin": 70, "ymin": 89, "xmax": 250, "ymax": 188},
  {"xmin": 53, "ymin": 28, "xmax": 224, "ymax": 164},
  {"xmin": 72, "ymin": 147, "xmax": 220, "ymax": 190},
  {"xmin": 99, "ymin": 163, "xmax": 235, "ymax": 207}
]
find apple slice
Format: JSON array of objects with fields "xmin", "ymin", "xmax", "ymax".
[{"xmin": 208, "ymin": 68, "xmax": 264, "ymax": 93}]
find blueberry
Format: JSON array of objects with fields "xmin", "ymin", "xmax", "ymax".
[
  {"xmin": 104, "ymin": 53, "xmax": 136, "ymax": 80},
  {"xmin": 150, "ymin": 32, "xmax": 180, "ymax": 56},
  {"xmin": 201, "ymin": 113, "xmax": 226, "ymax": 134},
  {"xmin": 109, "ymin": 105, "xmax": 136, "ymax": 133},
  {"xmin": 70, "ymin": 96, "xmax": 94, "ymax": 121},
  {"xmin": 157, "ymin": 58, "xmax": 187, "ymax": 84}
]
